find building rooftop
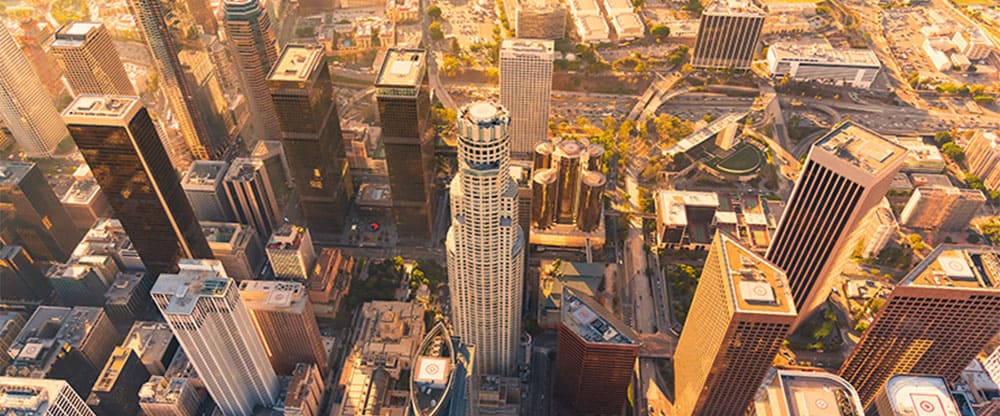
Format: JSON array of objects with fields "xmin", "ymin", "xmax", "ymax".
[
  {"xmin": 612, "ymin": 13, "xmax": 644, "ymax": 33},
  {"xmin": 63, "ymin": 95, "xmax": 142, "ymax": 126},
  {"xmin": 0, "ymin": 161, "xmax": 33, "ymax": 187},
  {"xmin": 138, "ymin": 376, "xmax": 194, "ymax": 406},
  {"xmin": 753, "ymin": 368, "xmax": 865, "ymax": 416},
  {"xmin": 902, "ymin": 245, "xmax": 1000, "ymax": 290},
  {"xmin": 92, "ymin": 346, "xmax": 134, "ymax": 393},
  {"xmin": 150, "ymin": 260, "xmax": 232, "ymax": 316},
  {"xmin": 105, "ymin": 271, "xmax": 146, "ymax": 305},
  {"xmin": 238, "ymin": 280, "xmax": 309, "ymax": 314},
  {"xmin": 268, "ymin": 44, "xmax": 325, "ymax": 83},
  {"xmin": 656, "ymin": 190, "xmax": 720, "ymax": 226},
  {"xmin": 769, "ymin": 41, "xmax": 881, "ymax": 67},
  {"xmin": 910, "ymin": 173, "xmax": 953, "ymax": 188},
  {"xmin": 60, "ymin": 177, "xmax": 101, "ymax": 205},
  {"xmin": 703, "ymin": 0, "xmax": 765, "ymax": 16},
  {"xmin": 718, "ymin": 232, "xmax": 796, "ymax": 315},
  {"xmin": 500, "ymin": 38, "xmax": 555, "ymax": 54},
  {"xmin": 410, "ymin": 323, "xmax": 472, "ymax": 416},
  {"xmin": 201, "ymin": 221, "xmax": 241, "ymax": 245},
  {"xmin": 7, "ymin": 306, "xmax": 107, "ymax": 375},
  {"xmin": 267, "ymin": 225, "xmax": 307, "ymax": 250},
  {"xmin": 51, "ymin": 22, "xmax": 102, "ymax": 47},
  {"xmin": 561, "ymin": 287, "xmax": 638, "ymax": 345},
  {"xmin": 120, "ymin": 321, "xmax": 175, "ymax": 369},
  {"xmin": 0, "ymin": 377, "xmax": 77, "ymax": 416},
  {"xmin": 814, "ymin": 122, "xmax": 907, "ymax": 176},
  {"xmin": 882, "ymin": 375, "xmax": 959, "ymax": 416},
  {"xmin": 375, "ymin": 49, "xmax": 426, "ymax": 88},
  {"xmin": 182, "ymin": 161, "xmax": 228, "ymax": 190},
  {"xmin": 225, "ymin": 157, "xmax": 264, "ymax": 182}
]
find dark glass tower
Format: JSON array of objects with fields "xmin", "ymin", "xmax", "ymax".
[
  {"xmin": 268, "ymin": 44, "xmax": 351, "ymax": 236},
  {"xmin": 0, "ymin": 245, "xmax": 55, "ymax": 304},
  {"xmin": 63, "ymin": 95, "xmax": 213, "ymax": 275},
  {"xmin": 375, "ymin": 49, "xmax": 434, "ymax": 241},
  {"xmin": 0, "ymin": 161, "xmax": 83, "ymax": 262}
]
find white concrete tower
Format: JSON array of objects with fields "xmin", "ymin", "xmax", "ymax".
[
  {"xmin": 446, "ymin": 101, "xmax": 526, "ymax": 376},
  {"xmin": 0, "ymin": 27, "xmax": 69, "ymax": 157},
  {"xmin": 500, "ymin": 39, "xmax": 554, "ymax": 157},
  {"xmin": 151, "ymin": 259, "xmax": 278, "ymax": 416}
]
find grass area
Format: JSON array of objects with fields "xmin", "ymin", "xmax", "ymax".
[
  {"xmin": 714, "ymin": 143, "xmax": 764, "ymax": 175},
  {"xmin": 329, "ymin": 259, "xmax": 403, "ymax": 328}
]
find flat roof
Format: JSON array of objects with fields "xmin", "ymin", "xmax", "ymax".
[
  {"xmin": 814, "ymin": 121, "xmax": 907, "ymax": 176},
  {"xmin": 753, "ymin": 368, "xmax": 865, "ymax": 416},
  {"xmin": 150, "ymin": 260, "xmax": 232, "ymax": 316},
  {"xmin": 501, "ymin": 38, "xmax": 555, "ymax": 54},
  {"xmin": 656, "ymin": 190, "xmax": 720, "ymax": 226},
  {"xmin": 718, "ymin": 232, "xmax": 796, "ymax": 315},
  {"xmin": 769, "ymin": 42, "xmax": 881, "ymax": 67},
  {"xmin": 0, "ymin": 377, "xmax": 76, "ymax": 415},
  {"xmin": 902, "ymin": 245, "xmax": 1000, "ymax": 290},
  {"xmin": 704, "ymin": 0, "xmax": 766, "ymax": 16},
  {"xmin": 182, "ymin": 161, "xmax": 228, "ymax": 188},
  {"xmin": 883, "ymin": 375, "xmax": 959, "ymax": 416},
  {"xmin": 268, "ymin": 44, "xmax": 325, "ymax": 83},
  {"xmin": 560, "ymin": 287, "xmax": 639, "ymax": 345},
  {"xmin": 238, "ymin": 280, "xmax": 308, "ymax": 313},
  {"xmin": 63, "ymin": 95, "xmax": 142, "ymax": 126},
  {"xmin": 105, "ymin": 271, "xmax": 147, "ymax": 302},
  {"xmin": 52, "ymin": 22, "xmax": 102, "ymax": 47},
  {"xmin": 910, "ymin": 173, "xmax": 953, "ymax": 188},
  {"xmin": 375, "ymin": 49, "xmax": 426, "ymax": 88},
  {"xmin": 60, "ymin": 178, "xmax": 101, "ymax": 204},
  {"xmin": 225, "ymin": 157, "xmax": 264, "ymax": 182},
  {"xmin": 612, "ymin": 13, "xmax": 644, "ymax": 32},
  {"xmin": 120, "ymin": 321, "xmax": 174, "ymax": 365},
  {"xmin": 0, "ymin": 161, "xmax": 33, "ymax": 186}
]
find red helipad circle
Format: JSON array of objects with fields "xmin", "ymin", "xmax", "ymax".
[
  {"xmin": 919, "ymin": 401, "xmax": 936, "ymax": 412},
  {"xmin": 425, "ymin": 364, "xmax": 440, "ymax": 375}
]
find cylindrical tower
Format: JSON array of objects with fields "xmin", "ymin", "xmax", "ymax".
[
  {"xmin": 533, "ymin": 141, "xmax": 554, "ymax": 172},
  {"xmin": 586, "ymin": 143, "xmax": 605, "ymax": 172},
  {"xmin": 577, "ymin": 171, "xmax": 606, "ymax": 232},
  {"xmin": 531, "ymin": 168, "xmax": 558, "ymax": 230},
  {"xmin": 446, "ymin": 101, "xmax": 525, "ymax": 376},
  {"xmin": 554, "ymin": 139, "xmax": 583, "ymax": 224}
]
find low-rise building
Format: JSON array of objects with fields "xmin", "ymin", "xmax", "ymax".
[
  {"xmin": 610, "ymin": 13, "xmax": 644, "ymax": 41},
  {"xmin": 901, "ymin": 186, "xmax": 986, "ymax": 231},
  {"xmin": 537, "ymin": 260, "xmax": 604, "ymax": 328},
  {"xmin": 574, "ymin": 14, "xmax": 610, "ymax": 43},
  {"xmin": 202, "ymin": 221, "xmax": 265, "ymax": 280},
  {"xmin": 965, "ymin": 131, "xmax": 1000, "ymax": 191},
  {"xmin": 477, "ymin": 375, "xmax": 520, "ymax": 415},
  {"xmin": 953, "ymin": 28, "xmax": 993, "ymax": 60},
  {"xmin": 892, "ymin": 137, "xmax": 947, "ymax": 173},
  {"xmin": 767, "ymin": 41, "xmax": 881, "ymax": 88}
]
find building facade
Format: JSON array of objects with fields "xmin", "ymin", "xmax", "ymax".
[
  {"xmin": 266, "ymin": 225, "xmax": 316, "ymax": 280},
  {"xmin": 499, "ymin": 39, "xmax": 554, "ymax": 157},
  {"xmin": 446, "ymin": 102, "xmax": 525, "ymax": 376},
  {"xmin": 0, "ymin": 27, "xmax": 69, "ymax": 157},
  {"xmin": 900, "ymin": 185, "xmax": 986, "ymax": 230},
  {"xmin": 182, "ymin": 161, "xmax": 234, "ymax": 222},
  {"xmin": 965, "ymin": 131, "xmax": 1000, "ymax": 190},
  {"xmin": 87, "ymin": 347, "xmax": 151, "ymax": 416},
  {"xmin": 691, "ymin": 0, "xmax": 766, "ymax": 69},
  {"xmin": 766, "ymin": 42, "xmax": 882, "ymax": 88},
  {"xmin": 201, "ymin": 221, "xmax": 265, "ymax": 280},
  {"xmin": 224, "ymin": 0, "xmax": 281, "ymax": 140},
  {"xmin": 224, "ymin": 157, "xmax": 281, "ymax": 240},
  {"xmin": 51, "ymin": 22, "xmax": 135, "ymax": 96},
  {"xmin": 238, "ymin": 280, "xmax": 328, "ymax": 375},
  {"xmin": 0, "ymin": 161, "xmax": 83, "ymax": 263}
]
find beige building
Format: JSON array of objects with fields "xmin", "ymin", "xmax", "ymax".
[
  {"xmin": 509, "ymin": 0, "xmax": 567, "ymax": 39},
  {"xmin": 0, "ymin": 27, "xmax": 69, "ymax": 157},
  {"xmin": 839, "ymin": 245, "xmax": 1000, "ymax": 408},
  {"xmin": 0, "ymin": 377, "xmax": 95, "ymax": 416},
  {"xmin": 238, "ymin": 280, "xmax": 329, "ymax": 375},
  {"xmin": 900, "ymin": 185, "xmax": 986, "ymax": 230},
  {"xmin": 674, "ymin": 232, "xmax": 796, "ymax": 416},
  {"xmin": 266, "ymin": 225, "xmax": 316, "ymax": 280},
  {"xmin": 965, "ymin": 131, "xmax": 1000, "ymax": 190},
  {"xmin": 873, "ymin": 375, "xmax": 960, "ymax": 416},
  {"xmin": 500, "ymin": 40, "xmax": 554, "ymax": 157},
  {"xmin": 751, "ymin": 368, "xmax": 865, "ymax": 416},
  {"xmin": 52, "ymin": 22, "xmax": 135, "ymax": 96}
]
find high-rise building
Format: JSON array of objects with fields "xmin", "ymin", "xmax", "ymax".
[
  {"xmin": 87, "ymin": 347, "xmax": 151, "ymax": 416},
  {"xmin": 673, "ymin": 232, "xmax": 797, "ymax": 416},
  {"xmin": 0, "ymin": 27, "xmax": 69, "ymax": 157},
  {"xmin": 266, "ymin": 225, "xmax": 316, "ymax": 280},
  {"xmin": 446, "ymin": 102, "xmax": 525, "ymax": 376},
  {"xmin": 182, "ymin": 161, "xmax": 234, "ymax": 222},
  {"xmin": 60, "ymin": 165, "xmax": 111, "ymax": 230},
  {"xmin": 766, "ymin": 121, "xmax": 905, "ymax": 324},
  {"xmin": 554, "ymin": 287, "xmax": 639, "ymax": 414},
  {"xmin": 224, "ymin": 0, "xmax": 281, "ymax": 139},
  {"xmin": 46, "ymin": 263, "xmax": 110, "ymax": 307},
  {"xmin": 0, "ymin": 377, "xmax": 95, "ymax": 416},
  {"xmin": 375, "ymin": 49, "xmax": 435, "ymax": 240},
  {"xmin": 477, "ymin": 375, "xmax": 521, "ymax": 415},
  {"xmin": 63, "ymin": 95, "xmax": 213, "ymax": 275},
  {"xmin": 72, "ymin": 219, "xmax": 145, "ymax": 272},
  {"xmin": 507, "ymin": 0, "xmax": 567, "ymax": 39},
  {"xmin": 238, "ymin": 280, "xmax": 328, "ymax": 375},
  {"xmin": 104, "ymin": 271, "xmax": 154, "ymax": 328},
  {"xmin": 224, "ymin": 157, "xmax": 281, "ymax": 240},
  {"xmin": 751, "ymin": 368, "xmax": 866, "ymax": 416},
  {"xmin": 251, "ymin": 140, "xmax": 291, "ymax": 204},
  {"xmin": 530, "ymin": 139, "xmax": 607, "ymax": 244},
  {"xmin": 186, "ymin": 0, "xmax": 219, "ymax": 35},
  {"xmin": 900, "ymin": 185, "xmax": 986, "ymax": 230},
  {"xmin": 0, "ymin": 312, "xmax": 26, "ymax": 372},
  {"xmin": 127, "ymin": 0, "xmax": 227, "ymax": 160},
  {"xmin": 691, "ymin": 0, "xmax": 766, "ymax": 69},
  {"xmin": 268, "ymin": 44, "xmax": 352, "ymax": 235},
  {"xmin": 839, "ymin": 245, "xmax": 1000, "ymax": 408},
  {"xmin": 410, "ymin": 322, "xmax": 476, "ymax": 416},
  {"xmin": 283, "ymin": 363, "xmax": 325, "ymax": 416},
  {"xmin": 138, "ymin": 375, "xmax": 202, "ymax": 416},
  {"xmin": 965, "ymin": 131, "xmax": 1000, "ymax": 190},
  {"xmin": 201, "ymin": 221, "xmax": 265, "ymax": 280},
  {"xmin": 51, "ymin": 22, "xmax": 135, "ymax": 96},
  {"xmin": 0, "ymin": 245, "xmax": 54, "ymax": 305},
  {"xmin": 873, "ymin": 375, "xmax": 961, "ymax": 416},
  {"xmin": 500, "ymin": 39, "xmax": 554, "ymax": 157},
  {"xmin": 0, "ymin": 161, "xmax": 83, "ymax": 262},
  {"xmin": 151, "ymin": 259, "xmax": 278, "ymax": 415},
  {"xmin": 118, "ymin": 321, "xmax": 179, "ymax": 376}
]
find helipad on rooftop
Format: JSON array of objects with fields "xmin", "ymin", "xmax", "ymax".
[
  {"xmin": 719, "ymin": 233, "xmax": 795, "ymax": 315},
  {"xmin": 902, "ymin": 245, "xmax": 1000, "ymax": 290}
]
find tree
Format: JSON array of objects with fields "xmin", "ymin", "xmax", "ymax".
[
  {"xmin": 934, "ymin": 131, "xmax": 952, "ymax": 145},
  {"xmin": 908, "ymin": 234, "xmax": 927, "ymax": 251},
  {"xmin": 650, "ymin": 24, "xmax": 670, "ymax": 39},
  {"xmin": 941, "ymin": 142, "xmax": 965, "ymax": 162},
  {"xmin": 428, "ymin": 5, "xmax": 442, "ymax": 19},
  {"xmin": 682, "ymin": 0, "xmax": 703, "ymax": 14},
  {"xmin": 967, "ymin": 233, "xmax": 982, "ymax": 244},
  {"xmin": 974, "ymin": 95, "xmax": 995, "ymax": 105},
  {"xmin": 983, "ymin": 220, "xmax": 1000, "ymax": 245},
  {"xmin": 429, "ymin": 22, "xmax": 444, "ymax": 40}
]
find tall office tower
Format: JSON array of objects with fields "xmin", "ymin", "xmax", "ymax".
[
  {"xmin": 224, "ymin": 158, "xmax": 281, "ymax": 240},
  {"xmin": 266, "ymin": 225, "xmax": 316, "ymax": 280},
  {"xmin": 139, "ymin": 376, "xmax": 201, "ymax": 416},
  {"xmin": 673, "ymin": 232, "xmax": 796, "ymax": 416},
  {"xmin": 128, "ymin": 0, "xmax": 225, "ymax": 159},
  {"xmin": 507, "ymin": 0, "xmax": 567, "ymax": 39},
  {"xmin": 0, "ymin": 161, "xmax": 83, "ymax": 262},
  {"xmin": 446, "ymin": 102, "xmax": 525, "ymax": 376},
  {"xmin": 104, "ymin": 271, "xmax": 154, "ymax": 327},
  {"xmin": 87, "ymin": 347, "xmax": 151, "ymax": 416},
  {"xmin": 61, "ymin": 165, "xmax": 112, "ymax": 230},
  {"xmin": 252, "ymin": 140, "xmax": 291, "ymax": 203},
  {"xmin": 46, "ymin": 263, "xmax": 111, "ymax": 306},
  {"xmin": 0, "ymin": 246, "xmax": 54, "ymax": 304},
  {"xmin": 966, "ymin": 131, "xmax": 1000, "ymax": 190},
  {"xmin": 268, "ymin": 44, "xmax": 352, "ymax": 235},
  {"xmin": 500, "ymin": 39, "xmax": 554, "ymax": 157},
  {"xmin": 238, "ymin": 280, "xmax": 329, "ymax": 375},
  {"xmin": 0, "ymin": 27, "xmax": 69, "ymax": 157},
  {"xmin": 201, "ymin": 222, "xmax": 264, "ymax": 280},
  {"xmin": 375, "ymin": 49, "xmax": 435, "ymax": 241},
  {"xmin": 555, "ymin": 287, "xmax": 639, "ymax": 414},
  {"xmin": 530, "ymin": 139, "xmax": 607, "ymax": 234},
  {"xmin": 178, "ymin": 49, "xmax": 235, "ymax": 146},
  {"xmin": 0, "ymin": 312, "xmax": 26, "ymax": 371},
  {"xmin": 410, "ymin": 322, "xmax": 476, "ymax": 416},
  {"xmin": 873, "ymin": 375, "xmax": 961, "ymax": 416},
  {"xmin": 51, "ymin": 22, "xmax": 136, "ymax": 96},
  {"xmin": 118, "ymin": 321, "xmax": 179, "ymax": 376},
  {"xmin": 766, "ymin": 121, "xmax": 905, "ymax": 324},
  {"xmin": 182, "ymin": 161, "xmax": 234, "ymax": 222},
  {"xmin": 900, "ymin": 185, "xmax": 986, "ymax": 230},
  {"xmin": 751, "ymin": 368, "xmax": 866, "ymax": 416},
  {"xmin": 284, "ymin": 363, "xmax": 325, "ymax": 416},
  {"xmin": 0, "ymin": 377, "xmax": 95, "ymax": 416},
  {"xmin": 224, "ymin": 0, "xmax": 281, "ymax": 139},
  {"xmin": 691, "ymin": 0, "xmax": 766, "ymax": 69},
  {"xmin": 63, "ymin": 95, "xmax": 213, "ymax": 275},
  {"xmin": 838, "ymin": 245, "xmax": 1000, "ymax": 408},
  {"xmin": 151, "ymin": 260, "xmax": 279, "ymax": 415}
]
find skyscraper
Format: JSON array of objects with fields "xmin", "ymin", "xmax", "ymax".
[
  {"xmin": 51, "ymin": 22, "xmax": 135, "ymax": 96},
  {"xmin": 499, "ymin": 39, "xmax": 554, "ymax": 157},
  {"xmin": 691, "ymin": 0, "xmax": 766, "ymax": 69},
  {"xmin": 127, "ymin": 0, "xmax": 227, "ymax": 160},
  {"xmin": 138, "ymin": 376, "xmax": 201, "ymax": 416},
  {"xmin": 63, "ymin": 95, "xmax": 213, "ymax": 275},
  {"xmin": 224, "ymin": 157, "xmax": 281, "ymax": 240},
  {"xmin": 554, "ymin": 287, "xmax": 639, "ymax": 414},
  {"xmin": 224, "ymin": 0, "xmax": 281, "ymax": 139},
  {"xmin": 201, "ymin": 221, "xmax": 265, "ymax": 280},
  {"xmin": 751, "ymin": 368, "xmax": 866, "ymax": 416},
  {"xmin": 872, "ymin": 375, "xmax": 961, "ymax": 416},
  {"xmin": 375, "ymin": 49, "xmax": 435, "ymax": 241},
  {"xmin": 0, "ymin": 245, "xmax": 54, "ymax": 304},
  {"xmin": 87, "ymin": 347, "xmax": 151, "ymax": 416},
  {"xmin": 0, "ymin": 161, "xmax": 83, "ymax": 262},
  {"xmin": 0, "ymin": 27, "xmax": 69, "ymax": 157},
  {"xmin": 181, "ymin": 160, "xmax": 234, "ymax": 222},
  {"xmin": 238, "ymin": 280, "xmax": 329, "ymax": 375},
  {"xmin": 673, "ymin": 232, "xmax": 796, "ymax": 416},
  {"xmin": 151, "ymin": 260, "xmax": 279, "ymax": 415},
  {"xmin": 446, "ymin": 101, "xmax": 525, "ymax": 375},
  {"xmin": 268, "ymin": 44, "xmax": 352, "ymax": 235},
  {"xmin": 839, "ymin": 245, "xmax": 1000, "ymax": 408},
  {"xmin": 766, "ymin": 121, "xmax": 905, "ymax": 325},
  {"xmin": 410, "ymin": 322, "xmax": 476, "ymax": 416},
  {"xmin": 266, "ymin": 224, "xmax": 316, "ymax": 280},
  {"xmin": 0, "ymin": 377, "xmax": 95, "ymax": 416}
]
